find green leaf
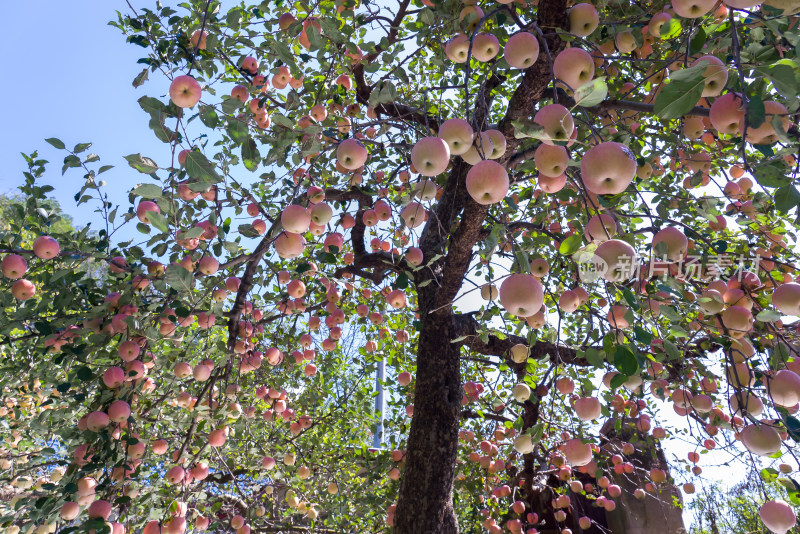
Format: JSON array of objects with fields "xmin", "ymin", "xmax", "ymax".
[
  {"xmin": 755, "ymin": 63, "xmax": 799, "ymax": 99},
  {"xmin": 515, "ymin": 251, "xmax": 531, "ymax": 274},
  {"xmin": 124, "ymin": 154, "xmax": 158, "ymax": 174},
  {"xmin": 775, "ymin": 185, "xmax": 800, "ymax": 214},
  {"xmin": 132, "ymin": 68, "xmax": 149, "ymax": 88},
  {"xmin": 755, "ymin": 163, "xmax": 791, "ymax": 188},
  {"xmin": 238, "ymin": 224, "xmax": 261, "ymax": 238},
  {"xmin": 747, "ymin": 94, "xmax": 766, "ymax": 129},
  {"xmin": 609, "ymin": 373, "xmax": 628, "ymax": 389},
  {"xmin": 242, "ymin": 137, "xmax": 260, "ymax": 172},
  {"xmin": 181, "ymin": 227, "xmax": 205, "ymax": 239},
  {"xmin": 573, "ymin": 77, "xmax": 608, "ymax": 108},
  {"xmin": 784, "ymin": 414, "xmax": 800, "ymax": 442},
  {"xmin": 165, "ymin": 264, "xmax": 193, "ymax": 292},
  {"xmin": 757, "ymin": 309, "xmax": 782, "ymax": 322},
  {"xmin": 688, "ymin": 27, "xmax": 706, "ymax": 56},
  {"xmin": 559, "ymin": 233, "xmax": 583, "ymax": 255},
  {"xmin": 614, "ymin": 346, "xmax": 639, "ymax": 376},
  {"xmin": 138, "ymin": 95, "xmax": 170, "ymax": 116},
  {"xmin": 45, "ymin": 138, "xmax": 65, "ymax": 150},
  {"xmin": 131, "ymin": 183, "xmax": 163, "ymax": 198},
  {"xmin": 185, "ymin": 151, "xmax": 221, "ymax": 183},
  {"xmin": 653, "ymin": 61, "xmax": 708, "ymax": 119},
  {"xmin": 75, "ymin": 366, "xmax": 93, "ymax": 381},
  {"xmin": 660, "ymin": 18, "xmax": 682, "ymax": 39},
  {"xmin": 147, "ymin": 210, "xmax": 169, "ymax": 233},
  {"xmin": 227, "ymin": 119, "xmax": 249, "ymax": 144}
]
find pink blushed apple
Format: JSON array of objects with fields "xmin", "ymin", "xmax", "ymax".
[
  {"xmin": 580, "ymin": 142, "xmax": 637, "ymax": 195},
  {"xmin": 169, "ymin": 75, "xmax": 202, "ymax": 108},
  {"xmin": 11, "ymin": 279, "xmax": 36, "ymax": 300},
  {"xmin": 568, "ymin": 3, "xmax": 599, "ymax": 37},
  {"xmin": 466, "ymin": 160, "xmax": 509, "ymax": 205},
  {"xmin": 534, "ymin": 104, "xmax": 574, "ymax": 145},
  {"xmin": 553, "ymin": 48, "xmax": 595, "ymax": 91},
  {"xmin": 1, "ymin": 254, "xmax": 27, "ymax": 279},
  {"xmin": 337, "ymin": 138, "xmax": 368, "ymax": 170},
  {"xmin": 438, "ymin": 118, "xmax": 474, "ymax": 155},
  {"xmin": 504, "ymin": 32, "xmax": 539, "ymax": 69},
  {"xmin": 33, "ymin": 236, "xmax": 60, "ymax": 259},
  {"xmin": 136, "ymin": 201, "xmax": 161, "ymax": 224},
  {"xmin": 499, "ymin": 274, "xmax": 544, "ymax": 317},
  {"xmin": 411, "ymin": 137, "xmax": 450, "ymax": 176}
]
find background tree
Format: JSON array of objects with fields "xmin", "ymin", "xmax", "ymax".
[{"xmin": 3, "ymin": 0, "xmax": 800, "ymax": 533}]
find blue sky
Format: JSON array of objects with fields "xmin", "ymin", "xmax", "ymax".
[{"xmin": 0, "ymin": 1, "xmax": 166, "ymax": 222}]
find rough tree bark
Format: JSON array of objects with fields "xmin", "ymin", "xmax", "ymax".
[{"xmin": 393, "ymin": 1, "xmax": 568, "ymax": 532}]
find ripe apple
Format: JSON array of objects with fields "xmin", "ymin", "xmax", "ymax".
[
  {"xmin": 563, "ymin": 438, "xmax": 593, "ymax": 466},
  {"xmin": 558, "ymin": 290, "xmax": 580, "ymax": 312},
  {"xmin": 231, "ymin": 85, "xmax": 249, "ymax": 102},
  {"xmin": 773, "ymin": 282, "xmax": 800, "ymax": 316},
  {"xmin": 499, "ymin": 274, "xmax": 544, "ymax": 317},
  {"xmin": 574, "ymin": 397, "xmax": 601, "ymax": 421},
  {"xmin": 691, "ymin": 55, "xmax": 728, "ymax": 97},
  {"xmin": 740, "ymin": 424, "xmax": 781, "ymax": 456},
  {"xmin": 274, "ymin": 232, "xmax": 305, "ymax": 259},
  {"xmin": 310, "ymin": 202, "xmax": 333, "ymax": 225},
  {"xmin": 760, "ymin": 500, "xmax": 797, "ymax": 534},
  {"xmin": 594, "ymin": 239, "xmax": 637, "ymax": 282},
  {"xmin": 534, "ymin": 104, "xmax": 574, "ymax": 145},
  {"xmin": 445, "ymin": 34, "xmax": 470, "ymax": 63},
  {"xmin": 672, "ymin": 0, "xmax": 716, "ymax": 18},
  {"xmin": 33, "ymin": 236, "xmax": 60, "ymax": 259},
  {"xmin": 584, "ymin": 214, "xmax": 617, "ymax": 242},
  {"xmin": 438, "ymin": 119, "xmax": 474, "ymax": 155},
  {"xmin": 405, "ymin": 247, "xmax": 423, "ymax": 266},
  {"xmin": 337, "ymin": 138, "xmax": 368, "ymax": 170},
  {"xmin": 411, "ymin": 137, "xmax": 450, "ymax": 176},
  {"xmin": 568, "ymin": 3, "xmax": 599, "ymax": 37},
  {"xmin": 485, "ymin": 129, "xmax": 506, "ymax": 159},
  {"xmin": 60, "ymin": 501, "xmax": 80, "ymax": 521},
  {"xmin": 401, "ymin": 202, "xmax": 426, "ymax": 228},
  {"xmin": 615, "ymin": 31, "xmax": 637, "ymax": 54},
  {"xmin": 652, "ymin": 227, "xmax": 688, "ymax": 261},
  {"xmin": 580, "ymin": 142, "xmax": 637, "ymax": 195},
  {"xmin": 538, "ymin": 173, "xmax": 567, "ymax": 193},
  {"xmin": 461, "ymin": 132, "xmax": 495, "ymax": 165},
  {"xmin": 473, "ymin": 33, "xmax": 500, "ymax": 62},
  {"xmin": 169, "ymin": 75, "xmax": 202, "ymax": 108},
  {"xmin": 1, "ymin": 254, "xmax": 27, "ymax": 279},
  {"xmin": 466, "ymin": 160, "xmax": 509, "ymax": 205},
  {"xmin": 649, "ymin": 12, "xmax": 672, "ymax": 37},
  {"xmin": 534, "ymin": 144, "xmax": 568, "ymax": 177},
  {"xmin": 740, "ymin": 101, "xmax": 790, "ymax": 144},
  {"xmin": 553, "ymin": 48, "xmax": 595, "ymax": 91},
  {"xmin": 721, "ymin": 305, "xmax": 754, "ymax": 337},
  {"xmin": 709, "ymin": 93, "xmax": 744, "ymax": 135},
  {"xmin": 504, "ymin": 32, "xmax": 539, "ymax": 69},
  {"xmin": 11, "ymin": 279, "xmax": 36, "ymax": 300},
  {"xmin": 241, "ymin": 56, "xmax": 259, "ymax": 74},
  {"xmin": 190, "ymin": 29, "xmax": 207, "ymax": 49},
  {"xmin": 136, "ymin": 201, "xmax": 161, "ymax": 224},
  {"xmin": 386, "ymin": 289, "xmax": 407, "ymax": 309},
  {"xmin": 281, "ymin": 205, "xmax": 311, "ymax": 234}
]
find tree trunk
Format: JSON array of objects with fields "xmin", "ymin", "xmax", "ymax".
[{"xmin": 394, "ymin": 311, "xmax": 462, "ymax": 534}]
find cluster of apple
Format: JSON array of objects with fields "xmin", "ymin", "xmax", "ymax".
[
  {"xmin": 450, "ymin": 410, "xmax": 679, "ymax": 534},
  {"xmin": 1, "ymin": 236, "xmax": 60, "ymax": 300}
]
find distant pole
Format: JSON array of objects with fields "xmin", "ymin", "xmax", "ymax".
[{"xmin": 372, "ymin": 358, "xmax": 385, "ymax": 449}]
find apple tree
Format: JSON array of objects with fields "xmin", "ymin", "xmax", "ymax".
[{"xmin": 3, "ymin": 0, "xmax": 800, "ymax": 533}]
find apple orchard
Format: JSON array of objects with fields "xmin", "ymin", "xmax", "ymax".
[{"xmin": 3, "ymin": 0, "xmax": 800, "ymax": 532}]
